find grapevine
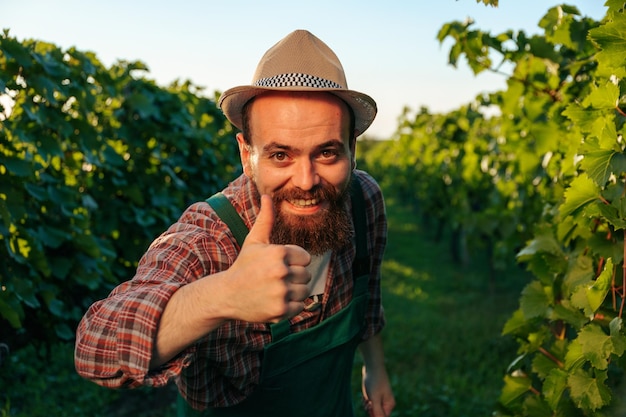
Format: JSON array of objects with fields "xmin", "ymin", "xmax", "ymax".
[{"xmin": 365, "ymin": 3, "xmax": 626, "ymax": 415}]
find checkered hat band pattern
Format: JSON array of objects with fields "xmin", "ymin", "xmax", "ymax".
[{"xmin": 254, "ymin": 73, "xmax": 343, "ymax": 89}]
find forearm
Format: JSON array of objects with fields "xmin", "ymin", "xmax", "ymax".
[
  {"xmin": 358, "ymin": 332, "xmax": 386, "ymax": 372},
  {"xmin": 149, "ymin": 271, "xmax": 232, "ymax": 369}
]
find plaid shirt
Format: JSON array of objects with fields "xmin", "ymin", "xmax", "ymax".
[{"xmin": 75, "ymin": 170, "xmax": 387, "ymax": 409}]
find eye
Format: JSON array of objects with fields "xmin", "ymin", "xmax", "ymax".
[
  {"xmin": 271, "ymin": 152, "xmax": 287, "ymax": 161},
  {"xmin": 320, "ymin": 149, "xmax": 339, "ymax": 161}
]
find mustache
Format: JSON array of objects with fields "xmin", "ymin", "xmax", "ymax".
[{"xmin": 272, "ymin": 184, "xmax": 340, "ymax": 202}]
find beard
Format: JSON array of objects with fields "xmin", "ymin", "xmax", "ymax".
[{"xmin": 262, "ymin": 180, "xmax": 353, "ymax": 255}]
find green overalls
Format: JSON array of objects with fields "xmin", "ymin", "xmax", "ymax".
[{"xmin": 178, "ymin": 179, "xmax": 370, "ymax": 417}]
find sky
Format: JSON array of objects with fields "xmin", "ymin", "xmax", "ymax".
[{"xmin": 1, "ymin": 1, "xmax": 608, "ymax": 139}]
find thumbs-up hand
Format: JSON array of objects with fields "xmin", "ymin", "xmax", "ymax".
[{"xmin": 222, "ymin": 195, "xmax": 311, "ymax": 323}]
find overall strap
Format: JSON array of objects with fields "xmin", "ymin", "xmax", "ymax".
[
  {"xmin": 349, "ymin": 178, "xmax": 370, "ymax": 278},
  {"xmin": 206, "ymin": 192, "xmax": 249, "ymax": 248}
]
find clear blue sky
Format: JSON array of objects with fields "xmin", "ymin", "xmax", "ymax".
[{"xmin": 2, "ymin": 0, "xmax": 607, "ymax": 138}]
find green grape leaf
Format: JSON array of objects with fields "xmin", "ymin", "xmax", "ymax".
[
  {"xmin": 577, "ymin": 323, "xmax": 626, "ymax": 370},
  {"xmin": 605, "ymin": 0, "xmax": 624, "ymax": 12},
  {"xmin": 2, "ymin": 157, "xmax": 34, "ymax": 177},
  {"xmin": 589, "ymin": 13, "xmax": 626, "ymax": 77},
  {"xmin": 586, "ymin": 258, "xmax": 613, "ymax": 312},
  {"xmin": 596, "ymin": 116, "xmax": 619, "ymax": 149},
  {"xmin": 500, "ymin": 374, "xmax": 532, "ymax": 407},
  {"xmin": 556, "ymin": 214, "xmax": 593, "ymax": 246},
  {"xmin": 588, "ymin": 231, "xmax": 625, "ymax": 266},
  {"xmin": 539, "ymin": 6, "xmax": 580, "ymax": 50},
  {"xmin": 520, "ymin": 281, "xmax": 551, "ymax": 319},
  {"xmin": 517, "ymin": 232, "xmax": 564, "ymax": 260},
  {"xmin": 564, "ymin": 337, "xmax": 585, "ymax": 371},
  {"xmin": 609, "ymin": 317, "xmax": 623, "ymax": 337},
  {"xmin": 502, "ymin": 308, "xmax": 528, "ymax": 336},
  {"xmin": 1, "ymin": 36, "xmax": 33, "ymax": 68},
  {"xmin": 551, "ymin": 301, "xmax": 588, "ymax": 328},
  {"xmin": 583, "ymin": 81, "xmax": 620, "ymax": 110},
  {"xmin": 13, "ymin": 278, "xmax": 39, "ymax": 309},
  {"xmin": 527, "ymin": 330, "xmax": 549, "ymax": 352},
  {"xmin": 543, "ymin": 368, "xmax": 568, "ymax": 411},
  {"xmin": 579, "ymin": 148, "xmax": 626, "ymax": 187},
  {"xmin": 585, "ymin": 202, "xmax": 626, "ymax": 230},
  {"xmin": 563, "ymin": 254, "xmax": 594, "ymax": 295},
  {"xmin": 560, "ymin": 174, "xmax": 600, "ymax": 218},
  {"xmin": 54, "ymin": 323, "xmax": 75, "ymax": 340},
  {"xmin": 35, "ymin": 226, "xmax": 70, "ymax": 249},
  {"xmin": 562, "ymin": 104, "xmax": 605, "ymax": 133},
  {"xmin": 521, "ymin": 395, "xmax": 553, "ymax": 417},
  {"xmin": 47, "ymin": 298, "xmax": 65, "ymax": 317},
  {"xmin": 568, "ymin": 256, "xmax": 611, "ymax": 317},
  {"xmin": 568, "ymin": 369, "xmax": 611, "ymax": 412},
  {"xmin": 571, "ymin": 284, "xmax": 594, "ymax": 317},
  {"xmin": 24, "ymin": 183, "xmax": 48, "ymax": 201},
  {"xmin": 532, "ymin": 350, "xmax": 559, "ymax": 379},
  {"xmin": 126, "ymin": 91, "xmax": 160, "ymax": 119}
]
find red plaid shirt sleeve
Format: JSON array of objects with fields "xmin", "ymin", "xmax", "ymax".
[{"xmin": 74, "ymin": 211, "xmax": 239, "ymax": 388}]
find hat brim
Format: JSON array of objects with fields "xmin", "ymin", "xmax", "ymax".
[{"xmin": 218, "ymin": 86, "xmax": 377, "ymax": 135}]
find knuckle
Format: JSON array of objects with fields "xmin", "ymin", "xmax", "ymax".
[{"xmin": 272, "ymin": 263, "xmax": 289, "ymax": 278}]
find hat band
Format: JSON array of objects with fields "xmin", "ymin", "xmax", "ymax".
[{"xmin": 254, "ymin": 73, "xmax": 343, "ymax": 89}]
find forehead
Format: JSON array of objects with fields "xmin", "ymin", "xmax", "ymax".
[
  {"xmin": 244, "ymin": 91, "xmax": 353, "ymax": 149},
  {"xmin": 249, "ymin": 91, "xmax": 351, "ymax": 121}
]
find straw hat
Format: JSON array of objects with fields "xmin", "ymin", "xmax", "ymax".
[{"xmin": 218, "ymin": 29, "xmax": 377, "ymax": 134}]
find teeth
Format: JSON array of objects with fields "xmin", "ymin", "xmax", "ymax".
[{"xmin": 291, "ymin": 198, "xmax": 318, "ymax": 207}]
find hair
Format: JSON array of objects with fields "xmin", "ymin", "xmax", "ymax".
[{"xmin": 240, "ymin": 93, "xmax": 356, "ymax": 147}]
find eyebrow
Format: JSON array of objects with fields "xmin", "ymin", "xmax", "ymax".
[
  {"xmin": 262, "ymin": 139, "xmax": 345, "ymax": 155},
  {"xmin": 262, "ymin": 142, "xmax": 294, "ymax": 154},
  {"xmin": 316, "ymin": 140, "xmax": 346, "ymax": 151}
]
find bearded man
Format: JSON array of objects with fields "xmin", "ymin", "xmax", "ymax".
[{"xmin": 75, "ymin": 29, "xmax": 395, "ymax": 417}]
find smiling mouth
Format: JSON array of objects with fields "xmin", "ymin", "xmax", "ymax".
[{"xmin": 289, "ymin": 198, "xmax": 319, "ymax": 208}]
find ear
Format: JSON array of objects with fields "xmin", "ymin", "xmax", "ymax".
[{"xmin": 236, "ymin": 133, "xmax": 252, "ymax": 178}]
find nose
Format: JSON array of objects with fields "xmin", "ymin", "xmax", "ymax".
[{"xmin": 292, "ymin": 159, "xmax": 320, "ymax": 191}]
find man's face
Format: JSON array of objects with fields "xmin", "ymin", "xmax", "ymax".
[{"xmin": 236, "ymin": 91, "xmax": 356, "ymax": 254}]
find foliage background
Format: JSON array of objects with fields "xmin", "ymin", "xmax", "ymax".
[
  {"xmin": 364, "ymin": 3, "xmax": 626, "ymax": 416},
  {"xmin": 0, "ymin": 33, "xmax": 240, "ymax": 352},
  {"xmin": 2, "ymin": 1, "xmax": 626, "ymax": 416}
]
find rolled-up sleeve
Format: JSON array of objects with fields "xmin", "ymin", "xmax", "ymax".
[{"xmin": 75, "ymin": 205, "xmax": 231, "ymax": 388}]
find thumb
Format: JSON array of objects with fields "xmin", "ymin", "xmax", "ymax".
[{"xmin": 246, "ymin": 194, "xmax": 275, "ymax": 245}]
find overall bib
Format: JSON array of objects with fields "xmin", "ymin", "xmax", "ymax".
[{"xmin": 178, "ymin": 179, "xmax": 369, "ymax": 417}]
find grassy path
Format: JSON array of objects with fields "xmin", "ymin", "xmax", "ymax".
[{"xmin": 353, "ymin": 197, "xmax": 529, "ymax": 417}]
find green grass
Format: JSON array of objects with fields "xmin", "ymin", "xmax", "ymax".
[
  {"xmin": 352, "ymin": 197, "xmax": 529, "ymax": 417},
  {"xmin": 1, "ymin": 196, "xmax": 529, "ymax": 416}
]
